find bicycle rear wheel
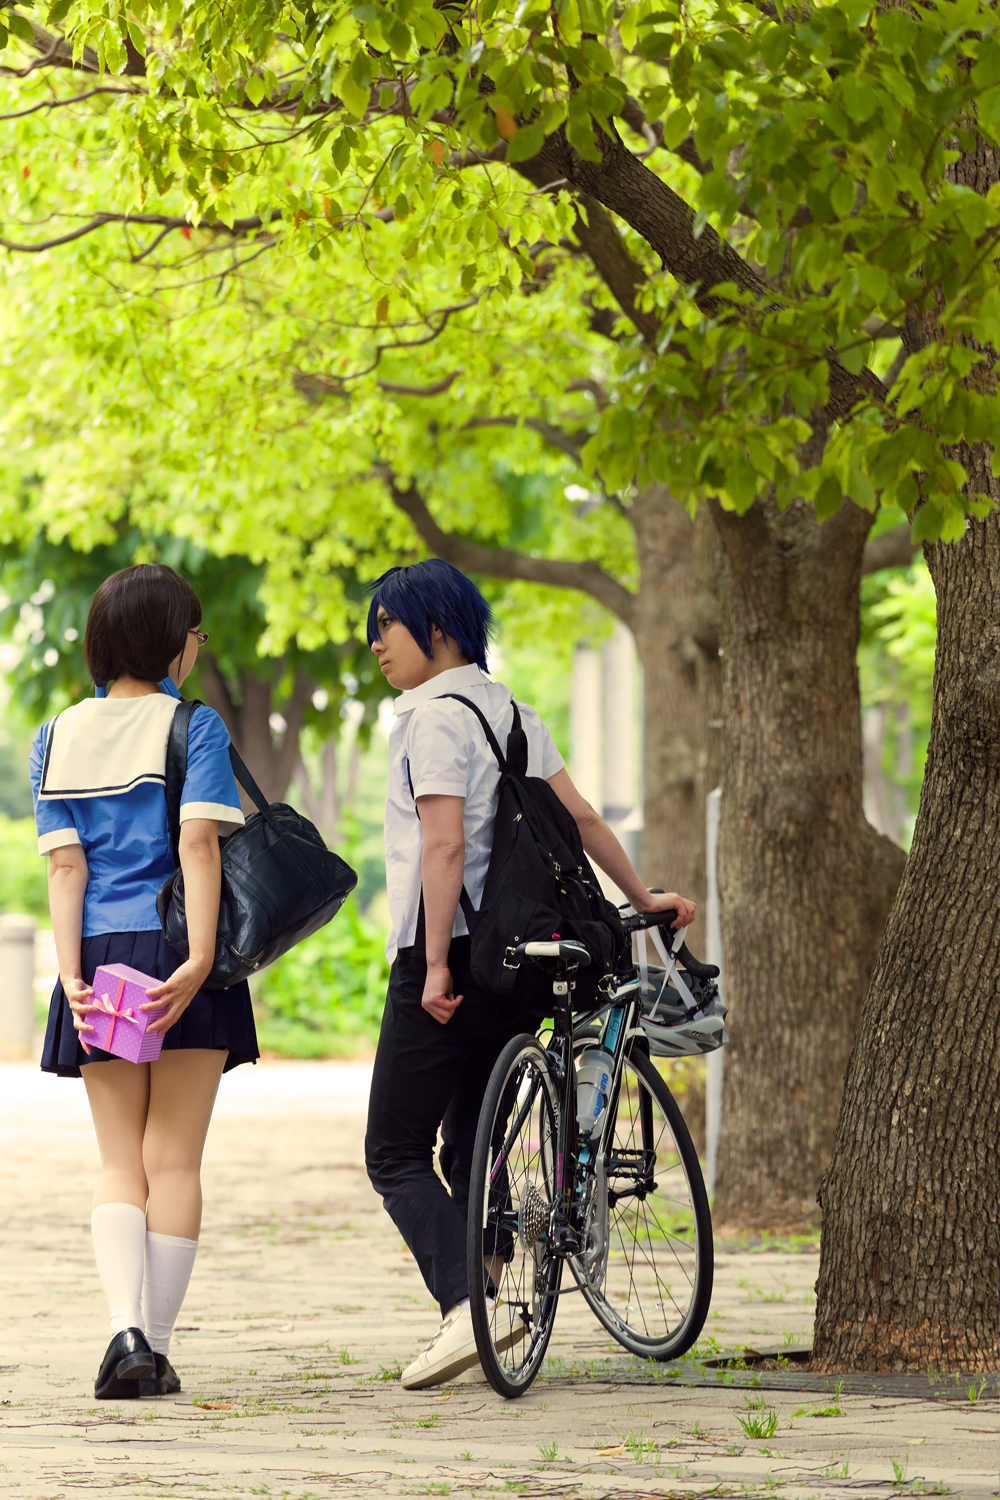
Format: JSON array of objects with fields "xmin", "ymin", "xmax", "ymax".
[
  {"xmin": 571, "ymin": 1043, "xmax": 713, "ymax": 1359},
  {"xmin": 467, "ymin": 1033, "xmax": 563, "ymax": 1398}
]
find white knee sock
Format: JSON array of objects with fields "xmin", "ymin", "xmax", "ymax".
[
  {"xmin": 91, "ymin": 1202, "xmax": 147, "ymax": 1336},
  {"xmin": 142, "ymin": 1231, "xmax": 199, "ymax": 1356}
]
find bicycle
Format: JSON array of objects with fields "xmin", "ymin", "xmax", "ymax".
[{"xmin": 466, "ymin": 906, "xmax": 723, "ymax": 1398}]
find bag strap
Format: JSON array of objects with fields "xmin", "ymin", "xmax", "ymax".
[
  {"xmin": 435, "ymin": 693, "xmax": 512, "ymax": 773},
  {"xmin": 164, "ymin": 698, "xmax": 270, "ymax": 869}
]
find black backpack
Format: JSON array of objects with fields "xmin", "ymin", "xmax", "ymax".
[
  {"xmin": 157, "ymin": 699, "xmax": 358, "ymax": 989},
  {"xmin": 428, "ymin": 694, "xmax": 628, "ymax": 1011}
]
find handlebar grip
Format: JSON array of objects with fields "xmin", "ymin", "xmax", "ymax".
[
  {"xmin": 676, "ymin": 943, "xmax": 720, "ymax": 981},
  {"xmin": 628, "ymin": 908, "xmax": 679, "ymax": 931}
]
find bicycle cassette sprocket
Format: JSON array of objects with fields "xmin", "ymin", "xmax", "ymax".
[{"xmin": 518, "ymin": 1184, "xmax": 550, "ymax": 1249}]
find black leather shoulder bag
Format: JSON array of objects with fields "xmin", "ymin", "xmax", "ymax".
[{"xmin": 156, "ymin": 699, "xmax": 358, "ymax": 989}]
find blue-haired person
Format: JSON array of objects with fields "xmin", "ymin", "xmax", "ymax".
[{"xmin": 364, "ymin": 558, "xmax": 696, "ymax": 1389}]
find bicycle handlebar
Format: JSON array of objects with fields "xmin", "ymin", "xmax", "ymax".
[{"xmin": 620, "ymin": 907, "xmax": 720, "ymax": 981}]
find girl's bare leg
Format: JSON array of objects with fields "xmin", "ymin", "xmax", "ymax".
[
  {"xmin": 83, "ymin": 1059, "xmax": 152, "ymax": 1334},
  {"xmin": 143, "ymin": 1048, "xmax": 226, "ymax": 1238},
  {"xmin": 141, "ymin": 1049, "xmax": 227, "ymax": 1356}
]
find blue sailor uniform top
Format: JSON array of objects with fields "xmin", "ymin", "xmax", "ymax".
[{"xmin": 30, "ymin": 684, "xmax": 244, "ymax": 937}]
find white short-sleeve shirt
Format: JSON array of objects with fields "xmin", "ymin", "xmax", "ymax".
[{"xmin": 384, "ymin": 664, "xmax": 565, "ymax": 961}]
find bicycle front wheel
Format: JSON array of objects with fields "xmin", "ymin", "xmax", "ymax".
[
  {"xmin": 571, "ymin": 1044, "xmax": 713, "ymax": 1359},
  {"xmin": 467, "ymin": 1033, "xmax": 563, "ymax": 1398}
]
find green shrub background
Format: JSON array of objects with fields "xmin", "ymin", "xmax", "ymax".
[{"xmin": 251, "ymin": 898, "xmax": 389, "ymax": 1057}]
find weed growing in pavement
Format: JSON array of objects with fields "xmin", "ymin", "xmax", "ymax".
[
  {"xmin": 369, "ymin": 1362, "xmax": 402, "ymax": 1382},
  {"xmin": 623, "ymin": 1429, "xmax": 658, "ymax": 1463},
  {"xmin": 737, "ymin": 1277, "xmax": 790, "ymax": 1303},
  {"xmin": 783, "ymin": 1329, "xmax": 798, "ymax": 1345},
  {"xmin": 337, "ymin": 1348, "xmax": 358, "ymax": 1365},
  {"xmin": 726, "ymin": 1444, "xmax": 743, "ymax": 1455},
  {"xmin": 738, "ymin": 1407, "xmax": 779, "ymax": 1439},
  {"xmin": 537, "ymin": 1439, "xmax": 558, "ymax": 1461},
  {"xmin": 967, "ymin": 1376, "xmax": 988, "ymax": 1403},
  {"xmin": 789, "ymin": 1403, "xmax": 844, "ymax": 1422},
  {"xmin": 417, "ymin": 1414, "xmax": 439, "ymax": 1428},
  {"xmin": 821, "ymin": 1459, "xmax": 850, "ymax": 1478},
  {"xmin": 414, "ymin": 1485, "xmax": 451, "ymax": 1496},
  {"xmin": 892, "ymin": 1457, "xmax": 910, "ymax": 1483}
]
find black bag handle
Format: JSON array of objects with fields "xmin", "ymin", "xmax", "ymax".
[{"xmin": 164, "ymin": 698, "xmax": 270, "ymax": 869}]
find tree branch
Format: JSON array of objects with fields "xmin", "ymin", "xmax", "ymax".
[
  {"xmin": 861, "ymin": 525, "xmax": 918, "ymax": 575},
  {"xmin": 463, "ymin": 414, "xmax": 587, "ymax": 464},
  {"xmin": 515, "ymin": 121, "xmax": 886, "ymax": 422},
  {"xmin": 384, "ymin": 473, "xmax": 636, "ymax": 627},
  {"xmin": 0, "ymin": 212, "xmax": 271, "ymax": 255}
]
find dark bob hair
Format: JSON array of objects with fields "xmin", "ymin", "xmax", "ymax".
[
  {"xmin": 85, "ymin": 564, "xmax": 202, "ymax": 688},
  {"xmin": 366, "ymin": 560, "xmax": 492, "ymax": 672}
]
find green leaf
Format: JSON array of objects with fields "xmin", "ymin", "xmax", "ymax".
[
  {"xmin": 814, "ymin": 474, "xmax": 843, "ymax": 522},
  {"xmin": 506, "ymin": 121, "xmax": 546, "ymax": 162},
  {"xmin": 245, "ymin": 72, "xmax": 266, "ymax": 105},
  {"xmin": 7, "ymin": 12, "xmax": 35, "ymax": 42},
  {"xmin": 662, "ymin": 107, "xmax": 690, "ymax": 149},
  {"xmin": 565, "ymin": 111, "xmax": 602, "ymax": 162},
  {"xmin": 911, "ymin": 503, "xmax": 943, "ymax": 543}
]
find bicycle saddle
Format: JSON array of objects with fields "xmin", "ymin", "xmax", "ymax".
[{"xmin": 517, "ymin": 939, "xmax": 592, "ymax": 965}]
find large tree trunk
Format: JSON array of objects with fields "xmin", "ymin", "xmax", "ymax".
[
  {"xmin": 630, "ymin": 486, "xmax": 712, "ymax": 905},
  {"xmin": 812, "ymin": 133, "xmax": 1000, "ymax": 1374},
  {"xmin": 710, "ymin": 498, "xmax": 906, "ymax": 1230},
  {"xmin": 813, "ymin": 509, "xmax": 1000, "ymax": 1370}
]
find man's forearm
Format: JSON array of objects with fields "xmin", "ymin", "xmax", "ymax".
[
  {"xmin": 421, "ymin": 843, "xmax": 466, "ymax": 965},
  {"xmin": 579, "ymin": 815, "xmax": 652, "ymax": 910}
]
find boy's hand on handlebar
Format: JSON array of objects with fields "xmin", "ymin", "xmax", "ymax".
[
  {"xmin": 422, "ymin": 962, "xmax": 464, "ymax": 1025},
  {"xmin": 641, "ymin": 891, "xmax": 697, "ymax": 928}
]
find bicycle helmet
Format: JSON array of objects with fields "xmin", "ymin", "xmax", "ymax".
[{"xmin": 638, "ymin": 964, "xmax": 729, "ymax": 1058}]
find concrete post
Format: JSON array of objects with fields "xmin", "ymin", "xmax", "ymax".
[
  {"xmin": 570, "ymin": 645, "xmax": 602, "ymax": 809},
  {"xmin": 601, "ymin": 623, "xmax": 636, "ymax": 829},
  {"xmin": 0, "ymin": 913, "xmax": 38, "ymax": 1058},
  {"xmin": 704, "ymin": 787, "xmax": 724, "ymax": 1199}
]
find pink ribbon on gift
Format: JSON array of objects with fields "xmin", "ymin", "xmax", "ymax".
[{"xmin": 95, "ymin": 976, "xmax": 141, "ymax": 1053}]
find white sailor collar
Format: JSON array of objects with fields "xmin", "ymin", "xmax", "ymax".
[
  {"xmin": 38, "ymin": 691, "xmax": 182, "ymax": 800},
  {"xmin": 392, "ymin": 664, "xmax": 491, "ymax": 721}
]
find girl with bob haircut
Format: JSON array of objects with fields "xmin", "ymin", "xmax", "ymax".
[
  {"xmin": 31, "ymin": 563, "xmax": 258, "ymax": 1401},
  {"xmin": 364, "ymin": 558, "xmax": 696, "ymax": 1390}
]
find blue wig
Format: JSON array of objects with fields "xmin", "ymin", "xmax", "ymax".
[{"xmin": 366, "ymin": 560, "xmax": 493, "ymax": 672}]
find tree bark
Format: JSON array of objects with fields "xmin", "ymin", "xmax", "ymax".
[
  {"xmin": 629, "ymin": 486, "xmax": 710, "ymax": 905},
  {"xmin": 812, "ymin": 124, "xmax": 1000, "ymax": 1369},
  {"xmin": 813, "ymin": 508, "xmax": 1000, "ymax": 1370},
  {"xmin": 710, "ymin": 498, "xmax": 907, "ymax": 1230},
  {"xmin": 198, "ymin": 655, "xmax": 314, "ymax": 803}
]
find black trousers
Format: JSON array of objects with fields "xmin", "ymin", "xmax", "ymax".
[{"xmin": 365, "ymin": 936, "xmax": 541, "ymax": 1316}]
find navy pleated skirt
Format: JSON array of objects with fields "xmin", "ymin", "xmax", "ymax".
[{"xmin": 41, "ymin": 929, "xmax": 259, "ymax": 1078}]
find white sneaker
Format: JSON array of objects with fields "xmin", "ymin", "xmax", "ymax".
[{"xmin": 400, "ymin": 1302, "xmax": 529, "ymax": 1391}]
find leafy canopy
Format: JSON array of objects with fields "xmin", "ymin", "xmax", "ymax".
[{"xmin": 0, "ymin": 0, "xmax": 998, "ymax": 550}]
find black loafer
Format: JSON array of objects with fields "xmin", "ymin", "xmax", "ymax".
[
  {"xmin": 94, "ymin": 1328, "xmax": 155, "ymax": 1399},
  {"xmin": 138, "ymin": 1352, "xmax": 181, "ymax": 1397}
]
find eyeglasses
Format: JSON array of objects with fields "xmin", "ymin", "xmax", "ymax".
[{"xmin": 190, "ymin": 629, "xmax": 209, "ymax": 645}]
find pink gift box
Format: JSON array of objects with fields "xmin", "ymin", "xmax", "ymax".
[{"xmin": 88, "ymin": 964, "xmax": 168, "ymax": 1063}]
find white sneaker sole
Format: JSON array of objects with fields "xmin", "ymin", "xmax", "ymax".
[{"xmin": 401, "ymin": 1316, "xmax": 528, "ymax": 1391}]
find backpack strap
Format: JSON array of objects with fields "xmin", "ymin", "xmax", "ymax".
[
  {"xmin": 405, "ymin": 692, "xmax": 517, "ymax": 940},
  {"xmin": 165, "ymin": 699, "xmax": 269, "ymax": 868}
]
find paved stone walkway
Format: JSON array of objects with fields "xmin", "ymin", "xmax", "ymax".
[{"xmin": 1, "ymin": 1061, "xmax": 995, "ymax": 1499}]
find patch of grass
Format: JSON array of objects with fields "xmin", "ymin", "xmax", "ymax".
[
  {"xmin": 967, "ymin": 1376, "xmax": 987, "ymax": 1403},
  {"xmin": 538, "ymin": 1439, "xmax": 558, "ymax": 1461},
  {"xmin": 821, "ymin": 1460, "xmax": 850, "ymax": 1479},
  {"xmin": 417, "ymin": 1414, "xmax": 439, "ymax": 1428},
  {"xmin": 892, "ymin": 1457, "xmax": 910, "ymax": 1483},
  {"xmin": 371, "ymin": 1362, "xmax": 402, "ymax": 1382},
  {"xmin": 337, "ymin": 1348, "xmax": 358, "ymax": 1366},
  {"xmin": 623, "ymin": 1428, "xmax": 658, "ymax": 1463},
  {"xmin": 737, "ymin": 1407, "xmax": 779, "ymax": 1439}
]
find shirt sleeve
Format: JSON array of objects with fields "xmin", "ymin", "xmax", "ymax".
[
  {"xmin": 31, "ymin": 721, "xmax": 82, "ymax": 855},
  {"xmin": 406, "ymin": 701, "xmax": 472, "ymax": 800},
  {"xmin": 518, "ymin": 702, "xmax": 565, "ymax": 780},
  {"xmin": 180, "ymin": 706, "xmax": 246, "ymax": 835}
]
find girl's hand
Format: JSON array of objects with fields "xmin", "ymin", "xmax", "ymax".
[
  {"xmin": 64, "ymin": 976, "xmax": 96, "ymax": 1055},
  {"xmin": 142, "ymin": 958, "xmax": 211, "ymax": 1035}
]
